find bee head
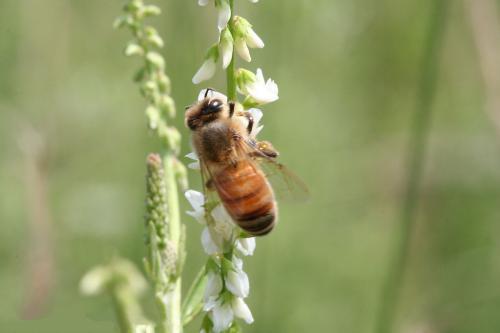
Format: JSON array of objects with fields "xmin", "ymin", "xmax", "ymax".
[{"xmin": 185, "ymin": 97, "xmax": 229, "ymax": 130}]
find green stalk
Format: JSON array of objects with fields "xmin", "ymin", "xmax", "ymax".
[
  {"xmin": 226, "ymin": 0, "xmax": 237, "ymax": 100},
  {"xmin": 163, "ymin": 153, "xmax": 183, "ymax": 333},
  {"xmin": 374, "ymin": 1, "xmax": 449, "ymax": 333}
]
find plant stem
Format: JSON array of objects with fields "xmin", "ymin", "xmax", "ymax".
[
  {"xmin": 226, "ymin": 0, "xmax": 237, "ymax": 100},
  {"xmin": 374, "ymin": 1, "xmax": 449, "ymax": 333},
  {"xmin": 163, "ymin": 153, "xmax": 183, "ymax": 333}
]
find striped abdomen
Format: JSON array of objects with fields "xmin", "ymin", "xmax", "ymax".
[{"xmin": 213, "ymin": 161, "xmax": 277, "ymax": 236}]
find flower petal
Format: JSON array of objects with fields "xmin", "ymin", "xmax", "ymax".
[
  {"xmin": 246, "ymin": 28, "xmax": 264, "ymax": 49},
  {"xmin": 235, "ymin": 39, "xmax": 251, "ymax": 62},
  {"xmin": 232, "ymin": 297, "xmax": 254, "ymax": 323},
  {"xmin": 236, "ymin": 237, "xmax": 256, "ymax": 256},
  {"xmin": 226, "ymin": 268, "xmax": 250, "ymax": 298},
  {"xmin": 211, "ymin": 301, "xmax": 233, "ymax": 333},
  {"xmin": 192, "ymin": 58, "xmax": 216, "ymax": 84},
  {"xmin": 202, "ymin": 227, "xmax": 221, "ymax": 255},
  {"xmin": 205, "ymin": 271, "xmax": 223, "ymax": 299},
  {"xmin": 217, "ymin": 0, "xmax": 231, "ymax": 31}
]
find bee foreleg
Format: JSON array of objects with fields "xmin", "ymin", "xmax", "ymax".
[{"xmin": 256, "ymin": 140, "xmax": 279, "ymax": 158}]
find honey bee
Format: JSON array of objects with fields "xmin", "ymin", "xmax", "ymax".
[{"xmin": 185, "ymin": 88, "xmax": 307, "ymax": 236}]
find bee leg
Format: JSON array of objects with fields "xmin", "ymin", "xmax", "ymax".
[
  {"xmin": 228, "ymin": 102, "xmax": 235, "ymax": 118},
  {"xmin": 257, "ymin": 140, "xmax": 279, "ymax": 158},
  {"xmin": 205, "ymin": 178, "xmax": 215, "ymax": 191},
  {"xmin": 244, "ymin": 112, "xmax": 254, "ymax": 134}
]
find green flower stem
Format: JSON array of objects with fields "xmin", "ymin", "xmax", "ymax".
[
  {"xmin": 226, "ymin": 0, "xmax": 237, "ymax": 100},
  {"xmin": 164, "ymin": 153, "xmax": 182, "ymax": 333},
  {"xmin": 374, "ymin": 1, "xmax": 449, "ymax": 333},
  {"xmin": 110, "ymin": 287, "xmax": 140, "ymax": 333}
]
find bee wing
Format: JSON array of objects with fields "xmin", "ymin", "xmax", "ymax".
[{"xmin": 238, "ymin": 139, "xmax": 310, "ymax": 202}]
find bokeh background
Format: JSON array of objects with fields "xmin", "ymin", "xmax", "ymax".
[{"xmin": 1, "ymin": 0, "xmax": 500, "ymax": 332}]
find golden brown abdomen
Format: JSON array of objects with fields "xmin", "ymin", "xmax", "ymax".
[{"xmin": 213, "ymin": 161, "xmax": 276, "ymax": 236}]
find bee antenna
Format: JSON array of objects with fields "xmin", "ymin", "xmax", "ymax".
[{"xmin": 204, "ymin": 88, "xmax": 214, "ymax": 98}]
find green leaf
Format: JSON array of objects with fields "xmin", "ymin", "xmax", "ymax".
[{"xmin": 181, "ymin": 265, "xmax": 208, "ymax": 326}]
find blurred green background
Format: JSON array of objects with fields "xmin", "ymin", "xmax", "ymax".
[{"xmin": 1, "ymin": 0, "xmax": 500, "ymax": 332}]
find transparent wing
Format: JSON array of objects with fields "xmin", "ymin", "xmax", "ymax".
[{"xmin": 238, "ymin": 139, "xmax": 310, "ymax": 202}]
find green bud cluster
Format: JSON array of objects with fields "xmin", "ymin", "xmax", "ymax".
[
  {"xmin": 115, "ymin": 0, "xmax": 180, "ymax": 155},
  {"xmin": 144, "ymin": 154, "xmax": 179, "ymax": 281}
]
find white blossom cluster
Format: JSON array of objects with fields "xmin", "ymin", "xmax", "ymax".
[
  {"xmin": 184, "ymin": 88, "xmax": 265, "ymax": 333},
  {"xmin": 185, "ymin": 188, "xmax": 256, "ymax": 333},
  {"xmin": 188, "ymin": 1, "xmax": 279, "ymax": 331},
  {"xmin": 192, "ymin": 0, "xmax": 279, "ymax": 107}
]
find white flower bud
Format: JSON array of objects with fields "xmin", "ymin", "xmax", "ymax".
[
  {"xmin": 217, "ymin": 0, "xmax": 231, "ymax": 31},
  {"xmin": 232, "ymin": 297, "xmax": 254, "ymax": 323},
  {"xmin": 79, "ymin": 266, "xmax": 111, "ymax": 295},
  {"xmin": 201, "ymin": 227, "xmax": 222, "ymax": 255},
  {"xmin": 225, "ymin": 266, "xmax": 249, "ymax": 298},
  {"xmin": 192, "ymin": 58, "xmax": 216, "ymax": 84},
  {"xmin": 185, "ymin": 190, "xmax": 206, "ymax": 224},
  {"xmin": 236, "ymin": 237, "xmax": 256, "ymax": 256},
  {"xmin": 235, "ymin": 38, "xmax": 251, "ymax": 62},
  {"xmin": 211, "ymin": 301, "xmax": 234, "ymax": 333},
  {"xmin": 205, "ymin": 271, "xmax": 223, "ymax": 299},
  {"xmin": 219, "ymin": 28, "xmax": 234, "ymax": 69},
  {"xmin": 246, "ymin": 28, "xmax": 264, "ymax": 49}
]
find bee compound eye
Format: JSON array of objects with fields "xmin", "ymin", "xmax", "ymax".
[
  {"xmin": 209, "ymin": 99, "xmax": 222, "ymax": 109},
  {"xmin": 202, "ymin": 99, "xmax": 223, "ymax": 115}
]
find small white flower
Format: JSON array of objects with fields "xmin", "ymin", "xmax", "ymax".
[
  {"xmin": 198, "ymin": 88, "xmax": 228, "ymax": 102},
  {"xmin": 79, "ymin": 266, "xmax": 110, "ymax": 295},
  {"xmin": 235, "ymin": 38, "xmax": 251, "ymax": 62},
  {"xmin": 202, "ymin": 227, "xmax": 222, "ymax": 255},
  {"xmin": 235, "ymin": 237, "xmax": 256, "ymax": 256},
  {"xmin": 219, "ymin": 28, "xmax": 233, "ymax": 69},
  {"xmin": 217, "ymin": 0, "xmax": 231, "ymax": 31},
  {"xmin": 232, "ymin": 297, "xmax": 254, "ymax": 323},
  {"xmin": 205, "ymin": 271, "xmax": 223, "ymax": 299},
  {"xmin": 245, "ymin": 28, "xmax": 264, "ymax": 49},
  {"xmin": 186, "ymin": 151, "xmax": 200, "ymax": 170},
  {"xmin": 233, "ymin": 17, "xmax": 264, "ymax": 62},
  {"xmin": 245, "ymin": 68, "xmax": 278, "ymax": 104},
  {"xmin": 211, "ymin": 204, "xmax": 235, "ymax": 241},
  {"xmin": 211, "ymin": 300, "xmax": 234, "ymax": 333},
  {"xmin": 192, "ymin": 58, "xmax": 216, "ymax": 84},
  {"xmin": 198, "ymin": 0, "xmax": 210, "ymax": 5},
  {"xmin": 185, "ymin": 190, "xmax": 206, "ymax": 224},
  {"xmin": 225, "ymin": 265, "xmax": 250, "ymax": 298}
]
